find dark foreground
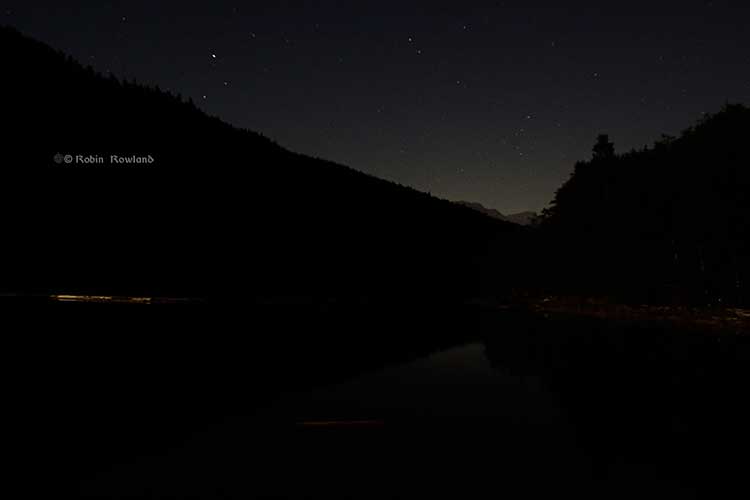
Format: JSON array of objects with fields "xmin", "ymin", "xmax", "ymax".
[{"xmin": 6, "ymin": 299, "xmax": 750, "ymax": 499}]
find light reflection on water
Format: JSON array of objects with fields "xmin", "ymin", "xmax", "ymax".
[
  {"xmin": 82, "ymin": 342, "xmax": 587, "ymax": 499},
  {"xmin": 261, "ymin": 342, "xmax": 566, "ymax": 425}
]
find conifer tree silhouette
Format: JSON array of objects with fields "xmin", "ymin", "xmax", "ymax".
[{"xmin": 592, "ymin": 134, "xmax": 615, "ymax": 161}]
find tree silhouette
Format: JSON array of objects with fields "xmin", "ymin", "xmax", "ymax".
[
  {"xmin": 1, "ymin": 25, "xmax": 524, "ymax": 301},
  {"xmin": 592, "ymin": 134, "xmax": 615, "ymax": 161},
  {"xmin": 537, "ymin": 104, "xmax": 750, "ymax": 306}
]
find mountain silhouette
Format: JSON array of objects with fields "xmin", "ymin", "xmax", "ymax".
[
  {"xmin": 538, "ymin": 105, "xmax": 750, "ymax": 305},
  {"xmin": 456, "ymin": 202, "xmax": 537, "ymax": 226},
  {"xmin": 1, "ymin": 26, "xmax": 524, "ymax": 301}
]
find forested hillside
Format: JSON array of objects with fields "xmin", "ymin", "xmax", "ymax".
[
  {"xmin": 539, "ymin": 104, "xmax": 750, "ymax": 305},
  {"xmin": 1, "ymin": 26, "xmax": 523, "ymax": 300}
]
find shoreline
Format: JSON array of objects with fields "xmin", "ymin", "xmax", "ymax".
[{"xmin": 516, "ymin": 296, "xmax": 750, "ymax": 335}]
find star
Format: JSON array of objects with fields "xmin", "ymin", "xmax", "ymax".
[{"xmin": 12, "ymin": 0, "xmax": 741, "ymax": 219}]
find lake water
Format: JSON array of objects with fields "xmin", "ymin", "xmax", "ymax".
[
  {"xmin": 259, "ymin": 343, "xmax": 567, "ymax": 424},
  {"xmin": 9, "ymin": 302, "xmax": 746, "ymax": 498},
  {"xmin": 80, "ymin": 341, "xmax": 657, "ymax": 499}
]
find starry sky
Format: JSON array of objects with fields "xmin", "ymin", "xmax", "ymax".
[{"xmin": 5, "ymin": 1, "xmax": 749, "ymax": 213}]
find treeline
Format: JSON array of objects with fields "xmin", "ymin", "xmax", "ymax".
[
  {"xmin": 536, "ymin": 104, "xmax": 750, "ymax": 306},
  {"xmin": 6, "ymin": 25, "xmax": 744, "ymax": 306},
  {"xmin": 1, "ymin": 26, "xmax": 524, "ymax": 300}
]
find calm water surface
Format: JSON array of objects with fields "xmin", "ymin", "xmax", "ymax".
[{"xmin": 83, "ymin": 342, "xmax": 610, "ymax": 498}]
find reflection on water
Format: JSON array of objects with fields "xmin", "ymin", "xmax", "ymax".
[
  {"xmin": 81, "ymin": 341, "xmax": 591, "ymax": 499},
  {"xmin": 261, "ymin": 343, "xmax": 566, "ymax": 425},
  {"xmin": 79, "ymin": 312, "xmax": 748, "ymax": 499}
]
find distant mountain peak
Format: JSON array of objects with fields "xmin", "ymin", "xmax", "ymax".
[{"xmin": 456, "ymin": 201, "xmax": 537, "ymax": 226}]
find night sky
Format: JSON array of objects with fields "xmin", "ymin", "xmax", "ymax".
[{"xmin": 5, "ymin": 1, "xmax": 749, "ymax": 213}]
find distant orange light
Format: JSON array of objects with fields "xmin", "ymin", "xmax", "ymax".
[{"xmin": 50, "ymin": 295, "xmax": 153, "ymax": 304}]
